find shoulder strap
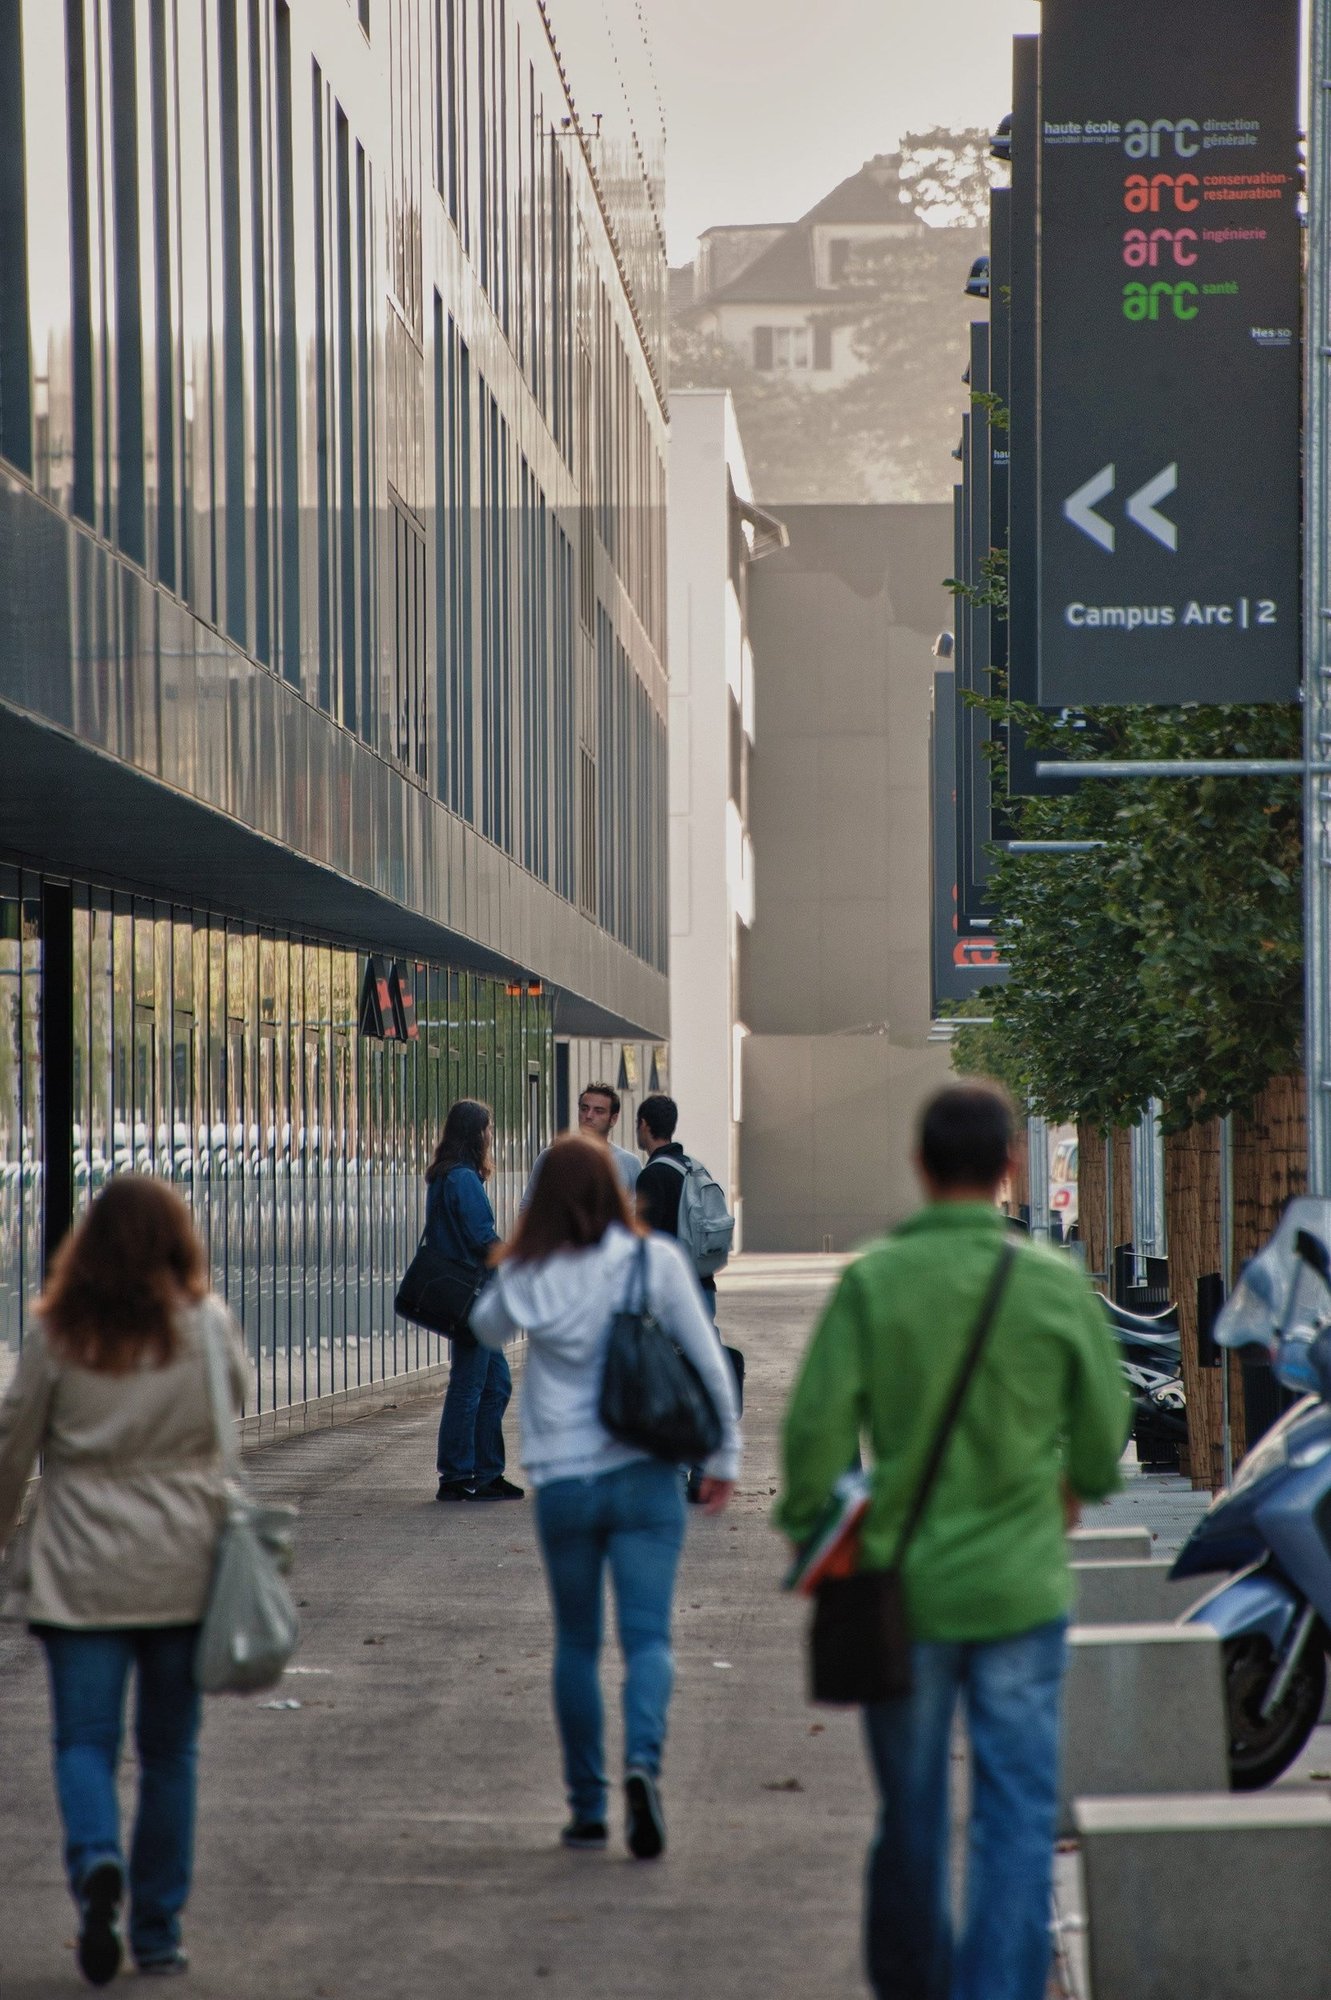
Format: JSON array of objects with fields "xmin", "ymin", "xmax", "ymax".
[
  {"xmin": 655, "ymin": 1154, "xmax": 689, "ymax": 1177},
  {"xmin": 198, "ymin": 1303, "xmax": 242, "ymax": 1483},
  {"xmin": 890, "ymin": 1237, "xmax": 1018, "ymax": 1569}
]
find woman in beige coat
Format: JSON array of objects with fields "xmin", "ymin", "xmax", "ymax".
[{"xmin": 0, "ymin": 1176, "xmax": 247, "ymax": 1985}]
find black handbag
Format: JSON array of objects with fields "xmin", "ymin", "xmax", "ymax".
[
  {"xmin": 395, "ymin": 1169, "xmax": 488, "ymax": 1339},
  {"xmin": 809, "ymin": 1238, "xmax": 1017, "ymax": 1706},
  {"xmin": 599, "ymin": 1237, "xmax": 725, "ymax": 1464}
]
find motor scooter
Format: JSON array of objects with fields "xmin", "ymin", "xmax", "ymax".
[{"xmin": 1172, "ymin": 1199, "xmax": 1331, "ymax": 1788}]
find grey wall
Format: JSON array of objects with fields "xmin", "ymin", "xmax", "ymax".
[{"xmin": 741, "ymin": 504, "xmax": 954, "ymax": 1250}]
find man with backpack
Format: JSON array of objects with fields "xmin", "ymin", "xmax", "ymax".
[
  {"xmin": 635, "ymin": 1096, "xmax": 741, "ymax": 1505},
  {"xmin": 633, "ymin": 1095, "xmax": 733, "ymax": 1313}
]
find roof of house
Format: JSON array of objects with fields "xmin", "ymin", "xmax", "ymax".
[{"xmin": 701, "ymin": 156, "xmax": 921, "ymax": 306}]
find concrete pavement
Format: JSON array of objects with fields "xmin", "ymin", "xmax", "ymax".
[{"xmin": 0, "ymin": 1255, "xmax": 876, "ymax": 2000}]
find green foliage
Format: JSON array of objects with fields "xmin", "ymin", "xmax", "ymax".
[
  {"xmin": 970, "ymin": 695, "xmax": 1303, "ymax": 1133},
  {"xmin": 969, "ymin": 390, "xmax": 1010, "ymax": 432},
  {"xmin": 946, "ymin": 547, "xmax": 1008, "ymax": 615},
  {"xmin": 948, "ymin": 995, "xmax": 1029, "ymax": 1101}
]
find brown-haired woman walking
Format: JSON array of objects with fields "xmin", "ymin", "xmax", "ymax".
[
  {"xmin": 0, "ymin": 1175, "xmax": 247, "ymax": 1984},
  {"xmin": 471, "ymin": 1134, "xmax": 741, "ymax": 1859}
]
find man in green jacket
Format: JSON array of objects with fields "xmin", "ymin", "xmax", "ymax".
[{"xmin": 777, "ymin": 1082, "xmax": 1127, "ymax": 2000}]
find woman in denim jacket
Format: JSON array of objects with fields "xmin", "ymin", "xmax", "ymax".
[{"xmin": 427, "ymin": 1099, "xmax": 521, "ymax": 1502}]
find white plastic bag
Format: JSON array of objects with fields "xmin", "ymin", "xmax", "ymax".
[{"xmin": 194, "ymin": 1315, "xmax": 299, "ymax": 1693}]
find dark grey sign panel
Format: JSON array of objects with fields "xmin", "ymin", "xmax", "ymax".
[
  {"xmin": 932, "ymin": 672, "xmax": 1006, "ymax": 1009},
  {"xmin": 1038, "ymin": 0, "xmax": 1300, "ymax": 705}
]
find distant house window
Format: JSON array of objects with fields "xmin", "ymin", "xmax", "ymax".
[
  {"xmin": 754, "ymin": 325, "xmax": 811, "ymax": 372},
  {"xmin": 828, "ymin": 237, "xmax": 852, "ymax": 283}
]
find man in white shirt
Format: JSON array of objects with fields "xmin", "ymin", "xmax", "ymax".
[{"xmin": 524, "ymin": 1082, "xmax": 641, "ymax": 1204}]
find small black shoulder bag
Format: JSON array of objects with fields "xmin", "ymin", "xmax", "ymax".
[
  {"xmin": 599, "ymin": 1237, "xmax": 725, "ymax": 1464},
  {"xmin": 809, "ymin": 1238, "xmax": 1018, "ymax": 1706},
  {"xmin": 394, "ymin": 1167, "xmax": 489, "ymax": 1340}
]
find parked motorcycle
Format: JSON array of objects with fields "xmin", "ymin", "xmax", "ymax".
[
  {"xmin": 1172, "ymin": 1199, "xmax": 1331, "ymax": 1788},
  {"xmin": 1101, "ymin": 1295, "xmax": 1187, "ymax": 1472}
]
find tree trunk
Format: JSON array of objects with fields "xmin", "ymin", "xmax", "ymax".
[
  {"xmin": 1006, "ymin": 1126, "xmax": 1030, "ymax": 1219},
  {"xmin": 1076, "ymin": 1123, "xmax": 1132, "ymax": 1287},
  {"xmin": 1164, "ymin": 1121, "xmax": 1223, "ymax": 1489},
  {"xmin": 1078, "ymin": 1122, "xmax": 1107, "ymax": 1281},
  {"xmin": 1233, "ymin": 1072, "xmax": 1307, "ymax": 1263},
  {"xmin": 1230, "ymin": 1074, "xmax": 1308, "ymax": 1465},
  {"xmin": 1110, "ymin": 1126, "xmax": 1132, "ymax": 1281}
]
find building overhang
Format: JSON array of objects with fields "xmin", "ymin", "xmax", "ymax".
[{"xmin": 0, "ymin": 475, "xmax": 667, "ymax": 1043}]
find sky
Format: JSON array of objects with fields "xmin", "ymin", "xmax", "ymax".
[{"xmin": 641, "ymin": 0, "xmax": 1043, "ymax": 263}]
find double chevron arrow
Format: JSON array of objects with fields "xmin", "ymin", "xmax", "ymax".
[{"xmin": 1063, "ymin": 464, "xmax": 1178, "ymax": 554}]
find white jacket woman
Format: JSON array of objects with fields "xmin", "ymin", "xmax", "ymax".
[{"xmin": 471, "ymin": 1133, "xmax": 741, "ymax": 1861}]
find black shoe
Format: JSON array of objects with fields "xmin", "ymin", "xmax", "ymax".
[
  {"xmin": 624, "ymin": 1769, "xmax": 666, "ymax": 1860},
  {"xmin": 76, "ymin": 1859, "xmax": 123, "ymax": 1987},
  {"xmin": 560, "ymin": 1819, "xmax": 608, "ymax": 1851},
  {"xmin": 467, "ymin": 1476, "xmax": 525, "ymax": 1501},
  {"xmin": 436, "ymin": 1478, "xmax": 475, "ymax": 1501},
  {"xmin": 138, "ymin": 1950, "xmax": 190, "ymax": 1976}
]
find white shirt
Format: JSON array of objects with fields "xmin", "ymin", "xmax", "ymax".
[
  {"xmin": 470, "ymin": 1226, "xmax": 742, "ymax": 1488},
  {"xmin": 522, "ymin": 1139, "xmax": 640, "ymax": 1207}
]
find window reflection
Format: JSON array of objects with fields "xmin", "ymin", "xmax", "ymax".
[{"xmin": 0, "ymin": 880, "xmax": 551, "ymax": 1414}]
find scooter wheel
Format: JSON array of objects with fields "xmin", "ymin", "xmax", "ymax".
[{"xmin": 1225, "ymin": 1633, "xmax": 1326, "ymax": 1791}]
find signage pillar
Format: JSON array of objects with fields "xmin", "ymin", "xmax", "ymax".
[{"xmin": 1306, "ymin": 0, "xmax": 1331, "ymax": 1195}]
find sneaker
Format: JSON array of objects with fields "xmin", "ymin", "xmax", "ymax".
[
  {"xmin": 624, "ymin": 1769, "xmax": 666, "ymax": 1860},
  {"xmin": 560, "ymin": 1819, "xmax": 608, "ymax": 1851},
  {"xmin": 435, "ymin": 1479, "xmax": 475, "ymax": 1501},
  {"xmin": 138, "ymin": 1950, "xmax": 190, "ymax": 1975},
  {"xmin": 76, "ymin": 1859, "xmax": 123, "ymax": 1987},
  {"xmin": 467, "ymin": 1476, "xmax": 525, "ymax": 1501}
]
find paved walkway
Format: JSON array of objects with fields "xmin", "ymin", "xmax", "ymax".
[{"xmin": 0, "ymin": 1255, "xmax": 877, "ymax": 2000}]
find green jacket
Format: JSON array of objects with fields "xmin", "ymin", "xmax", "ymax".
[{"xmin": 776, "ymin": 1204, "xmax": 1130, "ymax": 1643}]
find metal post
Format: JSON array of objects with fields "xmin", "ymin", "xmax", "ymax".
[
  {"xmin": 1150, "ymin": 1098, "xmax": 1167, "ymax": 1260},
  {"xmin": 1219, "ymin": 1113, "xmax": 1235, "ymax": 1488},
  {"xmin": 1027, "ymin": 1111, "xmax": 1050, "ymax": 1241},
  {"xmin": 1104, "ymin": 1131, "xmax": 1114, "ymax": 1295},
  {"xmin": 1307, "ymin": 0, "xmax": 1331, "ymax": 1197},
  {"xmin": 1036, "ymin": 759, "xmax": 1317, "ymax": 779},
  {"xmin": 1129, "ymin": 1097, "xmax": 1167, "ymax": 1285}
]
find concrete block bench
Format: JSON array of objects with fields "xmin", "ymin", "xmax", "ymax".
[
  {"xmin": 1070, "ymin": 1558, "xmax": 1199, "ymax": 1625},
  {"xmin": 1074, "ymin": 1792, "xmax": 1331, "ymax": 2000},
  {"xmin": 1060, "ymin": 1623, "xmax": 1227, "ymax": 1834},
  {"xmin": 1068, "ymin": 1525, "xmax": 1152, "ymax": 1562}
]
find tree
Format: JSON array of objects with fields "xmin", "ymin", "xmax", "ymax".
[
  {"xmin": 965, "ymin": 695, "xmax": 1302, "ymax": 1132},
  {"xmin": 966, "ymin": 691, "xmax": 1303, "ymax": 1488},
  {"xmin": 898, "ymin": 126, "xmax": 999, "ymax": 229}
]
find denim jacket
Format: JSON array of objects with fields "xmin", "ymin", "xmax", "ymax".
[{"xmin": 424, "ymin": 1165, "xmax": 500, "ymax": 1269}]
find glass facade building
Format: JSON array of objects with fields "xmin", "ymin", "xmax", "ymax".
[{"xmin": 0, "ymin": 0, "xmax": 669, "ymax": 1409}]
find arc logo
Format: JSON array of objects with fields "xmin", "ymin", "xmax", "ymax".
[{"xmin": 1063, "ymin": 464, "xmax": 1178, "ymax": 553}]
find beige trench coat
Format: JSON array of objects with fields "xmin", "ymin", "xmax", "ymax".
[{"xmin": 0, "ymin": 1295, "xmax": 248, "ymax": 1628}]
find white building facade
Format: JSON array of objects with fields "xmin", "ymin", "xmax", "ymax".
[{"xmin": 666, "ymin": 391, "xmax": 784, "ymax": 1240}]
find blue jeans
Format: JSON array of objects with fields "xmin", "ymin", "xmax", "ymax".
[
  {"xmin": 861, "ymin": 1617, "xmax": 1067, "ymax": 2000},
  {"xmin": 38, "ymin": 1624, "xmax": 202, "ymax": 1967},
  {"xmin": 436, "ymin": 1338, "xmax": 511, "ymax": 1485},
  {"xmin": 534, "ymin": 1459, "xmax": 686, "ymax": 1821}
]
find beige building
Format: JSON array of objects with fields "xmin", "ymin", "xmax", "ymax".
[
  {"xmin": 681, "ymin": 157, "xmax": 925, "ymax": 390},
  {"xmin": 740, "ymin": 505, "xmax": 955, "ymax": 1251},
  {"xmin": 665, "ymin": 391, "xmax": 786, "ymax": 1239}
]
